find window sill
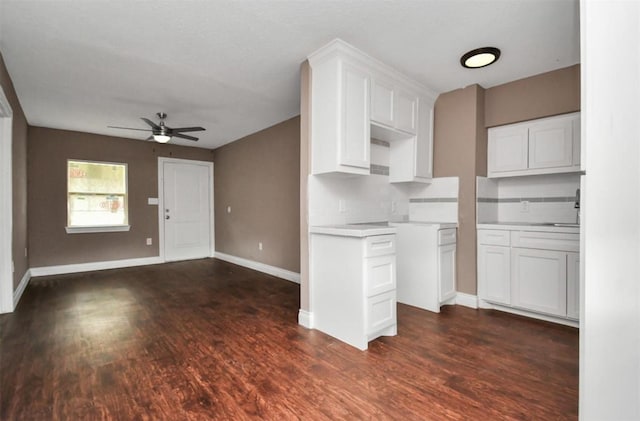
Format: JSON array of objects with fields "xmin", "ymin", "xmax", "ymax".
[{"xmin": 65, "ymin": 225, "xmax": 131, "ymax": 234}]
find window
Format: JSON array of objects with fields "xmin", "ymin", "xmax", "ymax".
[{"xmin": 66, "ymin": 160, "xmax": 129, "ymax": 233}]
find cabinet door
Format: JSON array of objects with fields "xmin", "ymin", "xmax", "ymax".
[
  {"xmin": 528, "ymin": 117, "xmax": 573, "ymax": 169},
  {"xmin": 365, "ymin": 255, "xmax": 396, "ymax": 297},
  {"xmin": 511, "ymin": 248, "xmax": 567, "ymax": 316},
  {"xmin": 370, "ymin": 78, "xmax": 394, "ymax": 127},
  {"xmin": 438, "ymin": 243, "xmax": 457, "ymax": 302},
  {"xmin": 572, "ymin": 115, "xmax": 581, "ymax": 169},
  {"xmin": 394, "ymin": 89, "xmax": 417, "ymax": 134},
  {"xmin": 567, "ymin": 252, "xmax": 580, "ymax": 320},
  {"xmin": 414, "ymin": 101, "xmax": 434, "ymax": 180},
  {"xmin": 339, "ymin": 61, "xmax": 370, "ymax": 169},
  {"xmin": 488, "ymin": 125, "xmax": 529, "ymax": 175},
  {"xmin": 478, "ymin": 245, "xmax": 511, "ymax": 305}
]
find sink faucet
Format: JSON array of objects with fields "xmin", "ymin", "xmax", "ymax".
[{"xmin": 575, "ymin": 188, "xmax": 581, "ymax": 225}]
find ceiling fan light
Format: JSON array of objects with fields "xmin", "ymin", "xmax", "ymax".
[
  {"xmin": 460, "ymin": 47, "xmax": 501, "ymax": 69},
  {"xmin": 153, "ymin": 134, "xmax": 171, "ymax": 143}
]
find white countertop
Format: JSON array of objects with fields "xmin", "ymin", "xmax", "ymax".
[
  {"xmin": 391, "ymin": 221, "xmax": 458, "ymax": 229},
  {"xmin": 310, "ymin": 224, "xmax": 396, "ymax": 237},
  {"xmin": 478, "ymin": 222, "xmax": 580, "ymax": 234}
]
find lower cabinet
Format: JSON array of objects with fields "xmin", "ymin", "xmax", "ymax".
[
  {"xmin": 511, "ymin": 248, "xmax": 567, "ymax": 317},
  {"xmin": 311, "ymin": 232, "xmax": 397, "ymax": 350},
  {"xmin": 477, "ymin": 245, "xmax": 511, "ymax": 305},
  {"xmin": 438, "ymin": 243, "xmax": 457, "ymax": 303},
  {"xmin": 477, "ymin": 228, "xmax": 580, "ymax": 323}
]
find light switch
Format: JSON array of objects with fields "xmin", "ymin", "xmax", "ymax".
[{"xmin": 148, "ymin": 198, "xmax": 159, "ymax": 205}]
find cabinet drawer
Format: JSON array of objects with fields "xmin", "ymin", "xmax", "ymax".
[
  {"xmin": 366, "ymin": 290, "xmax": 396, "ymax": 334},
  {"xmin": 478, "ymin": 230, "xmax": 510, "ymax": 246},
  {"xmin": 365, "ymin": 234, "xmax": 396, "ymax": 257},
  {"xmin": 438, "ymin": 228, "xmax": 457, "ymax": 245},
  {"xmin": 511, "ymin": 231, "xmax": 579, "ymax": 252},
  {"xmin": 365, "ymin": 255, "xmax": 396, "ymax": 297}
]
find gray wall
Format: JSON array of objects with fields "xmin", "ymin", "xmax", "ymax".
[
  {"xmin": 0, "ymin": 52, "xmax": 29, "ymax": 289},
  {"xmin": 28, "ymin": 127, "xmax": 214, "ymax": 267},
  {"xmin": 213, "ymin": 116, "xmax": 300, "ymax": 273}
]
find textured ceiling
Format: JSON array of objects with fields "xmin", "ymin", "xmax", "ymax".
[{"xmin": 0, "ymin": 0, "xmax": 579, "ymax": 149}]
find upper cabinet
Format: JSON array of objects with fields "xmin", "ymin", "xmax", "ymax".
[
  {"xmin": 487, "ymin": 112, "xmax": 581, "ymax": 178},
  {"xmin": 308, "ymin": 39, "xmax": 437, "ymax": 181},
  {"xmin": 308, "ymin": 46, "xmax": 371, "ymax": 176}
]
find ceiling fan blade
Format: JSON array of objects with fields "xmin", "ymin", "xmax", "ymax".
[
  {"xmin": 171, "ymin": 133, "xmax": 199, "ymax": 141},
  {"xmin": 145, "ymin": 135, "xmax": 154, "ymax": 141},
  {"xmin": 141, "ymin": 118, "xmax": 161, "ymax": 130},
  {"xmin": 169, "ymin": 126, "xmax": 206, "ymax": 133},
  {"xmin": 108, "ymin": 125, "xmax": 152, "ymax": 132}
]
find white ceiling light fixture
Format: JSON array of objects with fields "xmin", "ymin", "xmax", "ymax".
[
  {"xmin": 460, "ymin": 47, "xmax": 501, "ymax": 69},
  {"xmin": 152, "ymin": 134, "xmax": 171, "ymax": 143}
]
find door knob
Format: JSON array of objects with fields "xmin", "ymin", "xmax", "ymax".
[{"xmin": 165, "ymin": 215, "xmax": 170, "ymax": 220}]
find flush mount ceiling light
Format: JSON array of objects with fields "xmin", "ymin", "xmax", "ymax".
[{"xmin": 460, "ymin": 47, "xmax": 501, "ymax": 69}]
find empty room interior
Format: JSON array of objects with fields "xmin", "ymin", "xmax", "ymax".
[{"xmin": 0, "ymin": 1, "xmax": 638, "ymax": 420}]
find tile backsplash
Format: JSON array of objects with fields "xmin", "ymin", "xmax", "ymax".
[{"xmin": 477, "ymin": 174, "xmax": 580, "ymax": 224}]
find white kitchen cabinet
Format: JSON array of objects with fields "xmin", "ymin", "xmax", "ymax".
[
  {"xmin": 478, "ymin": 245, "xmax": 512, "ymax": 305},
  {"xmin": 477, "ymin": 225, "xmax": 580, "ymax": 324},
  {"xmin": 370, "ymin": 80, "xmax": 417, "ymax": 135},
  {"xmin": 308, "ymin": 45, "xmax": 371, "ymax": 176},
  {"xmin": 488, "ymin": 112, "xmax": 581, "ymax": 178},
  {"xmin": 438, "ymin": 243, "xmax": 457, "ymax": 302},
  {"xmin": 392, "ymin": 222, "xmax": 457, "ymax": 313},
  {"xmin": 567, "ymin": 252, "xmax": 580, "ymax": 320},
  {"xmin": 310, "ymin": 228, "xmax": 397, "ymax": 350},
  {"xmin": 370, "ymin": 78, "xmax": 395, "ymax": 127},
  {"xmin": 511, "ymin": 248, "xmax": 567, "ymax": 317}
]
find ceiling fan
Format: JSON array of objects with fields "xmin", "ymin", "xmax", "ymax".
[{"xmin": 108, "ymin": 112, "xmax": 205, "ymax": 143}]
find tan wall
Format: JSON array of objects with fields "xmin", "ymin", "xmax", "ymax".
[
  {"xmin": 213, "ymin": 117, "xmax": 300, "ymax": 273},
  {"xmin": 28, "ymin": 127, "xmax": 214, "ymax": 267},
  {"xmin": 434, "ymin": 85, "xmax": 485, "ymax": 295},
  {"xmin": 0, "ymin": 52, "xmax": 29, "ymax": 289},
  {"xmin": 485, "ymin": 64, "xmax": 580, "ymax": 127}
]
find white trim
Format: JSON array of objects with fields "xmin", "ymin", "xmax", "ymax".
[
  {"xmin": 214, "ymin": 252, "xmax": 301, "ymax": 284},
  {"xmin": 0, "ymin": 84, "xmax": 14, "ymax": 314},
  {"xmin": 30, "ymin": 256, "xmax": 163, "ymax": 277},
  {"xmin": 480, "ymin": 299, "xmax": 579, "ymax": 328},
  {"xmin": 13, "ymin": 269, "xmax": 31, "ymax": 308},
  {"xmin": 298, "ymin": 309, "xmax": 314, "ymax": 328},
  {"xmin": 65, "ymin": 225, "xmax": 131, "ymax": 234},
  {"xmin": 455, "ymin": 292, "xmax": 478, "ymax": 309},
  {"xmin": 158, "ymin": 157, "xmax": 215, "ymax": 262}
]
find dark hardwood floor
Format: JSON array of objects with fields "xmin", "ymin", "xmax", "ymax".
[{"xmin": 0, "ymin": 259, "xmax": 578, "ymax": 420}]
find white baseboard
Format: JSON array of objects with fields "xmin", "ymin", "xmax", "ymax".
[
  {"xmin": 456, "ymin": 292, "xmax": 479, "ymax": 309},
  {"xmin": 298, "ymin": 309, "xmax": 313, "ymax": 328},
  {"xmin": 481, "ymin": 301, "xmax": 579, "ymax": 328},
  {"xmin": 30, "ymin": 256, "xmax": 164, "ymax": 277},
  {"xmin": 13, "ymin": 269, "xmax": 31, "ymax": 309},
  {"xmin": 214, "ymin": 252, "xmax": 300, "ymax": 284}
]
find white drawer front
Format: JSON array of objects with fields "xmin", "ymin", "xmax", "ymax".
[
  {"xmin": 438, "ymin": 228, "xmax": 457, "ymax": 245},
  {"xmin": 478, "ymin": 229, "xmax": 511, "ymax": 246},
  {"xmin": 365, "ymin": 234, "xmax": 396, "ymax": 257},
  {"xmin": 511, "ymin": 231, "xmax": 579, "ymax": 252},
  {"xmin": 366, "ymin": 291, "xmax": 396, "ymax": 334},
  {"xmin": 365, "ymin": 255, "xmax": 396, "ymax": 297}
]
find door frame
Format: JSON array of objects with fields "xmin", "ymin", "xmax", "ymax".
[
  {"xmin": 0, "ymin": 85, "xmax": 13, "ymax": 313},
  {"xmin": 157, "ymin": 157, "xmax": 215, "ymax": 262}
]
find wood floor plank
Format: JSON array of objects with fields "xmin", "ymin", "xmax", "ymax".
[{"xmin": 0, "ymin": 258, "xmax": 578, "ymax": 420}]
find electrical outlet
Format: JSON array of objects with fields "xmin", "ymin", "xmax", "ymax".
[
  {"xmin": 258, "ymin": 242, "xmax": 263, "ymax": 251},
  {"xmin": 520, "ymin": 200, "xmax": 530, "ymax": 212},
  {"xmin": 24, "ymin": 247, "xmax": 27, "ymax": 257},
  {"xmin": 227, "ymin": 206, "xmax": 231, "ymax": 213},
  {"xmin": 339, "ymin": 199, "xmax": 347, "ymax": 213},
  {"xmin": 391, "ymin": 201, "xmax": 397, "ymax": 213},
  {"xmin": 146, "ymin": 238, "xmax": 152, "ymax": 246}
]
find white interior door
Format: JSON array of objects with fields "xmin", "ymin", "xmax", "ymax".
[{"xmin": 162, "ymin": 160, "xmax": 212, "ymax": 262}]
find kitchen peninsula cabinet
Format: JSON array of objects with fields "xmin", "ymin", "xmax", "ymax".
[{"xmin": 310, "ymin": 224, "xmax": 397, "ymax": 350}]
